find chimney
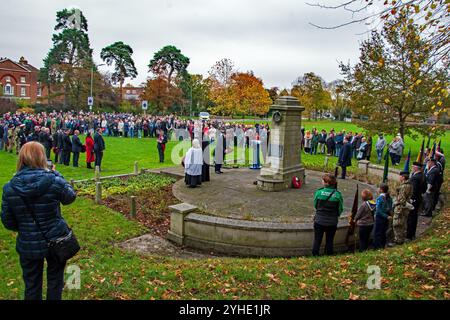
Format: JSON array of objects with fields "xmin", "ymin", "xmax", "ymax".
[{"xmin": 19, "ymin": 56, "xmax": 28, "ymax": 65}]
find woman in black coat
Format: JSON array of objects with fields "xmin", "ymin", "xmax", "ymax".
[{"xmin": 1, "ymin": 142, "xmax": 76, "ymax": 300}]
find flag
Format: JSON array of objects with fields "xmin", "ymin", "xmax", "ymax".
[
  {"xmin": 383, "ymin": 151, "xmax": 389, "ymax": 183},
  {"xmin": 416, "ymin": 139, "xmax": 425, "ymax": 163},
  {"xmin": 345, "ymin": 184, "xmax": 359, "ymax": 248},
  {"xmin": 404, "ymin": 148, "xmax": 411, "ymax": 173},
  {"xmin": 437, "ymin": 140, "xmax": 441, "ymax": 152},
  {"xmin": 431, "ymin": 142, "xmax": 436, "ymax": 160}
]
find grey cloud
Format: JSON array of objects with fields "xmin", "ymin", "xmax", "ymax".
[{"xmin": 0, "ymin": 0, "xmax": 369, "ymax": 88}]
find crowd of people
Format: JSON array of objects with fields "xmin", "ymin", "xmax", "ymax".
[
  {"xmin": 301, "ymin": 128, "xmax": 410, "ymax": 179},
  {"xmin": 0, "ymin": 109, "xmax": 447, "ymax": 300},
  {"xmin": 0, "ymin": 111, "xmax": 272, "ymax": 171}
]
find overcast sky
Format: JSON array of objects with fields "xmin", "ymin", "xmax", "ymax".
[{"xmin": 0, "ymin": 0, "xmax": 375, "ymax": 89}]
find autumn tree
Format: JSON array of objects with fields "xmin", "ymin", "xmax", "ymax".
[
  {"xmin": 209, "ymin": 71, "xmax": 271, "ymax": 117},
  {"xmin": 291, "ymin": 72, "xmax": 332, "ymax": 119},
  {"xmin": 229, "ymin": 72, "xmax": 272, "ymax": 116},
  {"xmin": 279, "ymin": 88, "xmax": 290, "ymax": 96},
  {"xmin": 207, "ymin": 58, "xmax": 236, "ymax": 115},
  {"xmin": 340, "ymin": 13, "xmax": 449, "ymax": 138},
  {"xmin": 140, "ymin": 77, "xmax": 183, "ymax": 113},
  {"xmin": 101, "ymin": 41, "xmax": 138, "ymax": 102},
  {"xmin": 308, "ymin": 0, "xmax": 449, "ymax": 61},
  {"xmin": 266, "ymin": 87, "xmax": 279, "ymax": 103},
  {"xmin": 309, "ymin": 0, "xmax": 449, "ymax": 120}
]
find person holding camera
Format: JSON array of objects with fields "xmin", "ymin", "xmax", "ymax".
[{"xmin": 1, "ymin": 142, "xmax": 77, "ymax": 300}]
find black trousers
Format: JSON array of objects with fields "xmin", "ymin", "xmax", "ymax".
[
  {"xmin": 157, "ymin": 144, "xmax": 165, "ymax": 162},
  {"xmin": 45, "ymin": 147, "xmax": 51, "ymax": 160},
  {"xmin": 373, "ymin": 216, "xmax": 389, "ymax": 249},
  {"xmin": 407, "ymin": 199, "xmax": 421, "ymax": 240},
  {"xmin": 215, "ymin": 163, "xmax": 222, "ymax": 172},
  {"xmin": 340, "ymin": 166, "xmax": 347, "ymax": 179},
  {"xmin": 95, "ymin": 151, "xmax": 103, "ymax": 169},
  {"xmin": 312, "ymin": 223, "xmax": 337, "ymax": 256},
  {"xmin": 358, "ymin": 225, "xmax": 373, "ymax": 251},
  {"xmin": 73, "ymin": 152, "xmax": 79, "ymax": 167},
  {"xmin": 19, "ymin": 255, "xmax": 66, "ymax": 300},
  {"xmin": 62, "ymin": 150, "xmax": 71, "ymax": 166},
  {"xmin": 423, "ymin": 192, "xmax": 436, "ymax": 217}
]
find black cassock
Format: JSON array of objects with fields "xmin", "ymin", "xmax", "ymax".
[{"xmin": 202, "ymin": 139, "xmax": 210, "ymax": 182}]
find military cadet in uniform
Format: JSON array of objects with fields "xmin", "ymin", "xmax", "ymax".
[
  {"xmin": 14, "ymin": 124, "xmax": 23, "ymax": 154},
  {"xmin": 389, "ymin": 171, "xmax": 413, "ymax": 246},
  {"xmin": 434, "ymin": 150, "xmax": 445, "ymax": 211},
  {"xmin": 407, "ymin": 162, "xmax": 426, "ymax": 240},
  {"xmin": 7, "ymin": 125, "xmax": 16, "ymax": 153}
]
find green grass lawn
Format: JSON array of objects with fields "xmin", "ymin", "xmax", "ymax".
[{"xmin": 0, "ymin": 123, "xmax": 449, "ymax": 300}]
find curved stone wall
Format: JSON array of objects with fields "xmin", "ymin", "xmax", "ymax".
[{"xmin": 168, "ymin": 207, "xmax": 353, "ymax": 257}]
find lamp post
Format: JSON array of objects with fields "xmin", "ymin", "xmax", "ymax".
[
  {"xmin": 89, "ymin": 63, "xmax": 106, "ymax": 111},
  {"xmin": 190, "ymin": 84, "xmax": 192, "ymax": 117}
]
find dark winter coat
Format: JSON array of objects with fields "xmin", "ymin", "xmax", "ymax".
[
  {"xmin": 339, "ymin": 142, "xmax": 352, "ymax": 167},
  {"xmin": 410, "ymin": 171, "xmax": 426, "ymax": 202},
  {"xmin": 94, "ymin": 133, "xmax": 105, "ymax": 152},
  {"xmin": 1, "ymin": 167, "xmax": 76, "ymax": 259},
  {"xmin": 71, "ymin": 134, "xmax": 83, "ymax": 153},
  {"xmin": 62, "ymin": 133, "xmax": 72, "ymax": 152}
]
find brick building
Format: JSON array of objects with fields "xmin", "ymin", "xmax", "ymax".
[
  {"xmin": 121, "ymin": 83, "xmax": 144, "ymax": 104},
  {"xmin": 0, "ymin": 56, "xmax": 47, "ymax": 104}
]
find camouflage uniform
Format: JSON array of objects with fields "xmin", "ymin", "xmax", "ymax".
[
  {"xmin": 393, "ymin": 180, "xmax": 413, "ymax": 244},
  {"xmin": 14, "ymin": 128, "xmax": 21, "ymax": 154},
  {"xmin": 7, "ymin": 128, "xmax": 16, "ymax": 153}
]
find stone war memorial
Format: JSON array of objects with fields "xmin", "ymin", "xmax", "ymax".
[
  {"xmin": 257, "ymin": 96, "xmax": 306, "ymax": 191},
  {"xmin": 165, "ymin": 96, "xmax": 377, "ymax": 257}
]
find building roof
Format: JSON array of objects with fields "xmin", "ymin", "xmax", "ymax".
[{"xmin": 0, "ymin": 57, "xmax": 39, "ymax": 73}]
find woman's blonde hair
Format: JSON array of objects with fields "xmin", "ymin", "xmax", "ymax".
[{"xmin": 16, "ymin": 142, "xmax": 48, "ymax": 172}]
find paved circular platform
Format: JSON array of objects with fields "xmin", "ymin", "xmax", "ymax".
[
  {"xmin": 159, "ymin": 166, "xmax": 378, "ymax": 256},
  {"xmin": 170, "ymin": 167, "xmax": 376, "ymax": 223}
]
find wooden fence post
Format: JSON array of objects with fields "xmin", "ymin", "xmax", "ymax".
[
  {"xmin": 130, "ymin": 196, "xmax": 137, "ymax": 218},
  {"xmin": 95, "ymin": 166, "xmax": 101, "ymax": 182},
  {"xmin": 95, "ymin": 182, "xmax": 102, "ymax": 205}
]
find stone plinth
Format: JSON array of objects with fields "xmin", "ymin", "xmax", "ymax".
[
  {"xmin": 257, "ymin": 96, "xmax": 305, "ymax": 191},
  {"xmin": 167, "ymin": 203, "xmax": 198, "ymax": 245}
]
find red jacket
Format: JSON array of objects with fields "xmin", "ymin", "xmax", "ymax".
[{"xmin": 85, "ymin": 135, "xmax": 95, "ymax": 163}]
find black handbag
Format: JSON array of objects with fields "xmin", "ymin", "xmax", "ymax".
[{"xmin": 18, "ymin": 193, "xmax": 80, "ymax": 264}]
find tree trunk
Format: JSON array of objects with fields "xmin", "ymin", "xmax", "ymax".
[
  {"xmin": 119, "ymin": 79, "xmax": 123, "ymax": 104},
  {"xmin": 399, "ymin": 120, "xmax": 405, "ymax": 140}
]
